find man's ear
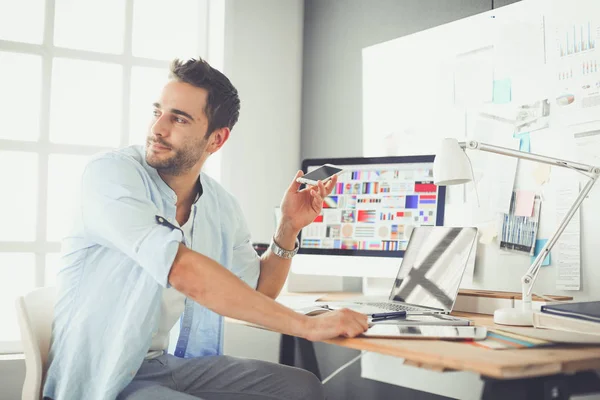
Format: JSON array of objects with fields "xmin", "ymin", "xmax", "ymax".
[{"xmin": 207, "ymin": 127, "xmax": 230, "ymax": 153}]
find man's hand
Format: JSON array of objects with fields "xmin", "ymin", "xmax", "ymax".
[
  {"xmin": 279, "ymin": 171, "xmax": 338, "ymax": 233},
  {"xmin": 302, "ymin": 309, "xmax": 369, "ymax": 342}
]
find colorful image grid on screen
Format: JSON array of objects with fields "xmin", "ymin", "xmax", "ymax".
[{"xmin": 300, "ymin": 163, "xmax": 439, "ymax": 251}]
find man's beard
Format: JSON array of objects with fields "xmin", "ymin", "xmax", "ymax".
[{"xmin": 145, "ymin": 136, "xmax": 206, "ymax": 176}]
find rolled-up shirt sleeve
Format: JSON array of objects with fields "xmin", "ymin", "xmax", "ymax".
[{"xmin": 81, "ymin": 156, "xmax": 182, "ymax": 287}]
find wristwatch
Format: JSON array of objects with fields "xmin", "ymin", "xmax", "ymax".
[{"xmin": 270, "ymin": 237, "xmax": 300, "ymax": 259}]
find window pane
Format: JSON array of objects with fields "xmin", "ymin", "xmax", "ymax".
[
  {"xmin": 132, "ymin": 0, "xmax": 203, "ymax": 60},
  {"xmin": 54, "ymin": 0, "xmax": 125, "ymax": 54},
  {"xmin": 0, "ymin": 253, "xmax": 35, "ymax": 342},
  {"xmin": 0, "ymin": 52, "xmax": 42, "ymax": 141},
  {"xmin": 45, "ymin": 253, "xmax": 61, "ymax": 287},
  {"xmin": 0, "ymin": 152, "xmax": 38, "ymax": 241},
  {"xmin": 49, "ymin": 58, "xmax": 122, "ymax": 146},
  {"xmin": 0, "ymin": 0, "xmax": 45, "ymax": 44},
  {"xmin": 47, "ymin": 154, "xmax": 90, "ymax": 242},
  {"xmin": 129, "ymin": 66, "xmax": 168, "ymax": 145}
]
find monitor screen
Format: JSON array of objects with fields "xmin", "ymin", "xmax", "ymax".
[{"xmin": 298, "ymin": 156, "xmax": 446, "ymax": 258}]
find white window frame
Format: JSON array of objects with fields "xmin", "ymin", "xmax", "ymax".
[{"xmin": 0, "ymin": 0, "xmax": 216, "ymax": 354}]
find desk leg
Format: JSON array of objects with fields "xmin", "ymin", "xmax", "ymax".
[
  {"xmin": 481, "ymin": 371, "xmax": 600, "ymax": 400},
  {"xmin": 279, "ymin": 334, "xmax": 322, "ymax": 381},
  {"xmin": 279, "ymin": 334, "xmax": 296, "ymax": 366}
]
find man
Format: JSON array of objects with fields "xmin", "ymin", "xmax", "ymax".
[{"xmin": 43, "ymin": 57, "xmax": 368, "ymax": 400}]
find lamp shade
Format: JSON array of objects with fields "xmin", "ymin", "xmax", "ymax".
[{"xmin": 433, "ymin": 138, "xmax": 473, "ymax": 185}]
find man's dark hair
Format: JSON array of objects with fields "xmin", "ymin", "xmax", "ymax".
[{"xmin": 169, "ymin": 58, "xmax": 240, "ymax": 137}]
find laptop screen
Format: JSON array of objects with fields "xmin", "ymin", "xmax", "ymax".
[{"xmin": 389, "ymin": 226, "xmax": 477, "ymax": 311}]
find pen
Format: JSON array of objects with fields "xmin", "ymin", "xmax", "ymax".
[{"xmin": 369, "ymin": 311, "xmax": 407, "ymax": 322}]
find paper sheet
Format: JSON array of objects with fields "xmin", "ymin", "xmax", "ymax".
[
  {"xmin": 466, "ymin": 115, "xmax": 519, "ymax": 220},
  {"xmin": 499, "ymin": 326, "xmax": 600, "ymax": 344},
  {"xmin": 479, "ymin": 221, "xmax": 498, "ymax": 245},
  {"xmin": 574, "ymin": 129, "xmax": 600, "ymax": 167},
  {"xmin": 546, "ymin": 0, "xmax": 600, "ymax": 127},
  {"xmin": 555, "ymin": 180, "xmax": 581, "ymax": 291},
  {"xmin": 489, "ymin": 139, "xmax": 520, "ymax": 215},
  {"xmin": 493, "ymin": 79, "xmax": 512, "ymax": 104},
  {"xmin": 515, "ymin": 190, "xmax": 535, "ymax": 217},
  {"xmin": 531, "ymin": 238, "xmax": 551, "ymax": 266},
  {"xmin": 454, "ymin": 46, "xmax": 494, "ymax": 107},
  {"xmin": 574, "ymin": 129, "xmax": 600, "ymax": 198},
  {"xmin": 514, "ymin": 99, "xmax": 550, "ymax": 134},
  {"xmin": 533, "ymin": 164, "xmax": 551, "ymax": 185},
  {"xmin": 518, "ymin": 132, "xmax": 531, "ymax": 152}
]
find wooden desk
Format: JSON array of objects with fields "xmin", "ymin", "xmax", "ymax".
[
  {"xmin": 323, "ymin": 311, "xmax": 600, "ymax": 379},
  {"xmin": 239, "ymin": 295, "xmax": 600, "ymax": 400}
]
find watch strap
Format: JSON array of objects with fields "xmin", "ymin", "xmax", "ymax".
[{"xmin": 270, "ymin": 237, "xmax": 299, "ymax": 259}]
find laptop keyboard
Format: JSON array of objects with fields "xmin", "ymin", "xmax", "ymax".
[{"xmin": 356, "ymin": 302, "xmax": 423, "ymax": 312}]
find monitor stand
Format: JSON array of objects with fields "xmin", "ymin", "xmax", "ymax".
[
  {"xmin": 362, "ymin": 277, "xmax": 395, "ymax": 297},
  {"xmin": 286, "ymin": 272, "xmax": 362, "ymax": 293}
]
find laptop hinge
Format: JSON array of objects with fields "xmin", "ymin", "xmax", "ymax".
[{"xmin": 403, "ymin": 302, "xmax": 446, "ymax": 313}]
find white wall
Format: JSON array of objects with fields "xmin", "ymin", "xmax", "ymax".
[
  {"xmin": 217, "ymin": 0, "xmax": 304, "ymax": 365},
  {"xmin": 219, "ymin": 0, "xmax": 304, "ymax": 244}
]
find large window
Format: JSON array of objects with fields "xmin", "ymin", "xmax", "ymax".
[{"xmin": 0, "ymin": 0, "xmax": 214, "ymax": 353}]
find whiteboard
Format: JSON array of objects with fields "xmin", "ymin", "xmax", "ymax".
[{"xmin": 362, "ymin": 0, "xmax": 600, "ymax": 301}]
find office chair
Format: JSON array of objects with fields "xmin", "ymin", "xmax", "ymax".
[{"xmin": 15, "ymin": 286, "xmax": 56, "ymax": 400}]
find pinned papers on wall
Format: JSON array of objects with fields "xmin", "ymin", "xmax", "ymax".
[
  {"xmin": 531, "ymin": 239, "xmax": 551, "ymax": 266},
  {"xmin": 555, "ymin": 178, "xmax": 581, "ymax": 291},
  {"xmin": 492, "ymin": 78, "xmax": 512, "ymax": 104},
  {"xmin": 479, "ymin": 222, "xmax": 498, "ymax": 245},
  {"xmin": 533, "ymin": 164, "xmax": 551, "ymax": 185},
  {"xmin": 574, "ymin": 129, "xmax": 600, "ymax": 168},
  {"xmin": 513, "ymin": 131, "xmax": 531, "ymax": 153},
  {"xmin": 515, "ymin": 190, "xmax": 535, "ymax": 217},
  {"xmin": 514, "ymin": 99, "xmax": 550, "ymax": 134},
  {"xmin": 454, "ymin": 46, "xmax": 494, "ymax": 107},
  {"xmin": 500, "ymin": 192, "xmax": 541, "ymax": 255},
  {"xmin": 520, "ymin": 133, "xmax": 530, "ymax": 152}
]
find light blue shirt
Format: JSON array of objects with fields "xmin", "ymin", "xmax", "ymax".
[{"xmin": 43, "ymin": 145, "xmax": 260, "ymax": 400}]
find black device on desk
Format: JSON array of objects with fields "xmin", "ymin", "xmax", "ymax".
[{"xmin": 370, "ymin": 311, "xmax": 407, "ymax": 322}]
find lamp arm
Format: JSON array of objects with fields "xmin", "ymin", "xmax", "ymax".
[
  {"xmin": 457, "ymin": 140, "xmax": 600, "ymax": 309},
  {"xmin": 458, "ymin": 140, "xmax": 600, "ymax": 175},
  {"xmin": 523, "ymin": 174, "xmax": 598, "ymax": 298}
]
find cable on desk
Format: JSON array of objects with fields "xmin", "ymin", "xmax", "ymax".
[{"xmin": 321, "ymin": 352, "xmax": 363, "ymax": 384}]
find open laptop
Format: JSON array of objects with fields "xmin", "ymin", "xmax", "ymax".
[{"xmin": 340, "ymin": 226, "xmax": 478, "ymax": 315}]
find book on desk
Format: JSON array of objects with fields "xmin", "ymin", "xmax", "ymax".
[{"xmin": 534, "ymin": 301, "xmax": 600, "ymax": 335}]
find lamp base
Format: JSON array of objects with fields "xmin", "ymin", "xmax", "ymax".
[{"xmin": 493, "ymin": 307, "xmax": 534, "ymax": 326}]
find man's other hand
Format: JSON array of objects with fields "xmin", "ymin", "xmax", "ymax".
[
  {"xmin": 279, "ymin": 171, "xmax": 338, "ymax": 233},
  {"xmin": 302, "ymin": 309, "xmax": 369, "ymax": 342}
]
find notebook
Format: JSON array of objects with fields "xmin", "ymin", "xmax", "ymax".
[
  {"xmin": 541, "ymin": 301, "xmax": 600, "ymax": 323},
  {"xmin": 533, "ymin": 311, "xmax": 600, "ymax": 336}
]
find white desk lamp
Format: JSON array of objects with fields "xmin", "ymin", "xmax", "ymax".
[{"xmin": 433, "ymin": 138, "xmax": 600, "ymax": 326}]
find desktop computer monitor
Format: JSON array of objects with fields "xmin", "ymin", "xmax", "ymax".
[{"xmin": 291, "ymin": 155, "xmax": 446, "ymax": 278}]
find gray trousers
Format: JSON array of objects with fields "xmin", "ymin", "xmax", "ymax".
[{"xmin": 117, "ymin": 354, "xmax": 325, "ymax": 400}]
